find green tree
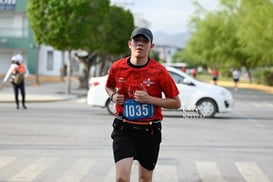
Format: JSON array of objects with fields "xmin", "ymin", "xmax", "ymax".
[
  {"xmin": 220, "ymin": 0, "xmax": 273, "ymax": 82},
  {"xmin": 172, "ymin": 49, "xmax": 203, "ymax": 68},
  {"xmin": 100, "ymin": 6, "xmax": 134, "ymax": 55},
  {"xmin": 186, "ymin": 11, "xmax": 236, "ymax": 70},
  {"xmin": 149, "ymin": 50, "xmax": 160, "ymax": 62},
  {"xmin": 28, "ymin": 0, "xmax": 110, "ymax": 93},
  {"xmin": 74, "ymin": 5, "xmax": 134, "ymax": 88},
  {"xmin": 236, "ymin": 0, "xmax": 273, "ymax": 67},
  {"xmin": 174, "ymin": 0, "xmax": 273, "ymax": 83}
]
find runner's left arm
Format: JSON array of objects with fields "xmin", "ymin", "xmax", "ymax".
[{"xmin": 134, "ymin": 91, "xmax": 180, "ymax": 109}]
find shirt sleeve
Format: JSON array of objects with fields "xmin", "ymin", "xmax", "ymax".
[
  {"xmin": 159, "ymin": 67, "xmax": 179, "ymax": 98},
  {"xmin": 3, "ymin": 64, "xmax": 16, "ymax": 83},
  {"xmin": 106, "ymin": 64, "xmax": 116, "ymax": 88}
]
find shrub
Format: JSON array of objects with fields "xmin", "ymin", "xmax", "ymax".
[{"xmin": 253, "ymin": 68, "xmax": 273, "ymax": 86}]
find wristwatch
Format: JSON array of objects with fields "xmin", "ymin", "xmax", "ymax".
[{"xmin": 110, "ymin": 93, "xmax": 116, "ymax": 101}]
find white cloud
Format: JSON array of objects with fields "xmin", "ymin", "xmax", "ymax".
[{"xmin": 111, "ymin": 0, "xmax": 219, "ymax": 34}]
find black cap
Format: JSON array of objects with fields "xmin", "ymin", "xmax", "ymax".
[{"xmin": 130, "ymin": 27, "xmax": 153, "ymax": 42}]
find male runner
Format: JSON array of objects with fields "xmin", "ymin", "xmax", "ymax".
[{"xmin": 106, "ymin": 27, "xmax": 181, "ymax": 182}]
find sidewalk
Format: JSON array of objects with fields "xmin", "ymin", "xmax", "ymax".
[
  {"xmin": 211, "ymin": 80, "xmax": 273, "ymax": 94},
  {"xmin": 0, "ymin": 77, "xmax": 272, "ymax": 104},
  {"xmin": 0, "ymin": 78, "xmax": 88, "ymax": 103}
]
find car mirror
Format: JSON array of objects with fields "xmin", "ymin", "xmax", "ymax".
[{"xmin": 183, "ymin": 78, "xmax": 194, "ymax": 85}]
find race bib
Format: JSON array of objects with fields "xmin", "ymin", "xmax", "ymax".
[{"xmin": 123, "ymin": 99, "xmax": 154, "ymax": 120}]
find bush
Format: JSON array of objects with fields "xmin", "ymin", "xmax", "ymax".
[
  {"xmin": 220, "ymin": 69, "xmax": 232, "ymax": 78},
  {"xmin": 264, "ymin": 70, "xmax": 273, "ymax": 86},
  {"xmin": 253, "ymin": 68, "xmax": 273, "ymax": 86}
]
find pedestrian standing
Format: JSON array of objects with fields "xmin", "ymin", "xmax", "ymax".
[
  {"xmin": 212, "ymin": 70, "xmax": 219, "ymax": 85},
  {"xmin": 0, "ymin": 54, "xmax": 29, "ymax": 109},
  {"xmin": 192, "ymin": 68, "xmax": 197, "ymax": 78},
  {"xmin": 105, "ymin": 27, "xmax": 181, "ymax": 182},
  {"xmin": 232, "ymin": 68, "xmax": 240, "ymax": 91},
  {"xmin": 181, "ymin": 66, "xmax": 186, "ymax": 73}
]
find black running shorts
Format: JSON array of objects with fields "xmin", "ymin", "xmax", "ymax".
[{"xmin": 111, "ymin": 119, "xmax": 162, "ymax": 170}]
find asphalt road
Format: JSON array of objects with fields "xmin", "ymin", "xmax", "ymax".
[{"xmin": 0, "ymin": 87, "xmax": 272, "ymax": 182}]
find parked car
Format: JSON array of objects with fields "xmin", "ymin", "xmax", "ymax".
[{"xmin": 87, "ymin": 66, "xmax": 233, "ymax": 118}]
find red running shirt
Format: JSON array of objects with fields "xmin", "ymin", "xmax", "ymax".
[{"xmin": 106, "ymin": 57, "xmax": 179, "ymax": 121}]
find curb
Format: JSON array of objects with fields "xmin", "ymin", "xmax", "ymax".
[
  {"xmin": 203, "ymin": 80, "xmax": 273, "ymax": 94},
  {"xmin": 0, "ymin": 93, "xmax": 78, "ymax": 103}
]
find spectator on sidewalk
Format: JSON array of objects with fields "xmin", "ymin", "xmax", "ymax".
[
  {"xmin": 192, "ymin": 68, "xmax": 197, "ymax": 78},
  {"xmin": 0, "ymin": 54, "xmax": 29, "ymax": 109},
  {"xmin": 181, "ymin": 66, "xmax": 186, "ymax": 73},
  {"xmin": 232, "ymin": 68, "xmax": 240, "ymax": 91},
  {"xmin": 212, "ymin": 70, "xmax": 219, "ymax": 85}
]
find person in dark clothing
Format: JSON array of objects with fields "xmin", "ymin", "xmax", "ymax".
[{"xmin": 1, "ymin": 54, "xmax": 29, "ymax": 109}]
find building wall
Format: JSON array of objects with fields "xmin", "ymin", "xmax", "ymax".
[
  {"xmin": 0, "ymin": 0, "xmax": 37, "ymax": 75},
  {"xmin": 0, "ymin": 0, "xmax": 83, "ymax": 77},
  {"xmin": 153, "ymin": 45, "xmax": 181, "ymax": 63},
  {"xmin": 38, "ymin": 46, "xmax": 82, "ymax": 77}
]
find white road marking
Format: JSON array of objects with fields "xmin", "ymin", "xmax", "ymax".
[
  {"xmin": 0, "ymin": 156, "xmax": 16, "ymax": 169},
  {"xmin": 262, "ymin": 103, "xmax": 273, "ymax": 108},
  {"xmin": 9, "ymin": 157, "xmax": 57, "ymax": 182},
  {"xmin": 154, "ymin": 163, "xmax": 179, "ymax": 182},
  {"xmin": 1, "ymin": 156, "xmax": 272, "ymax": 182},
  {"xmin": 236, "ymin": 162, "xmax": 271, "ymax": 182},
  {"xmin": 195, "ymin": 161, "xmax": 226, "ymax": 182},
  {"xmin": 56, "ymin": 158, "xmax": 96, "ymax": 182}
]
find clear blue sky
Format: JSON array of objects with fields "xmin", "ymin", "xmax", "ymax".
[{"xmin": 110, "ymin": 0, "xmax": 219, "ymax": 35}]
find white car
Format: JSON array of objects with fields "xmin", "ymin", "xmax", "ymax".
[{"xmin": 87, "ymin": 66, "xmax": 233, "ymax": 118}]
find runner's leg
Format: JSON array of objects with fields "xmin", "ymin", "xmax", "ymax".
[
  {"xmin": 20, "ymin": 82, "xmax": 27, "ymax": 109},
  {"xmin": 115, "ymin": 157, "xmax": 134, "ymax": 182},
  {"xmin": 13, "ymin": 84, "xmax": 19, "ymax": 109},
  {"xmin": 138, "ymin": 163, "xmax": 153, "ymax": 182}
]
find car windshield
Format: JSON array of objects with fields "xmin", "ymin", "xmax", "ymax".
[{"xmin": 168, "ymin": 71, "xmax": 185, "ymax": 84}]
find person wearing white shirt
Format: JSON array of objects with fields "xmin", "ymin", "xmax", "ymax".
[{"xmin": 232, "ymin": 68, "xmax": 240, "ymax": 91}]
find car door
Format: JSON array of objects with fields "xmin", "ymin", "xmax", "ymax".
[{"xmin": 168, "ymin": 71, "xmax": 197, "ymax": 110}]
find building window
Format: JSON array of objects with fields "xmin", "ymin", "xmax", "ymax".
[
  {"xmin": 0, "ymin": 14, "xmax": 28, "ymax": 37},
  {"xmin": 0, "ymin": 0, "xmax": 16, "ymax": 10},
  {"xmin": 47, "ymin": 51, "xmax": 54, "ymax": 71}
]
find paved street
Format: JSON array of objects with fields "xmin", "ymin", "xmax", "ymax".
[{"xmin": 0, "ymin": 85, "xmax": 273, "ymax": 181}]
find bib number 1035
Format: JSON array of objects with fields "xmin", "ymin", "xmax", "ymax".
[{"xmin": 123, "ymin": 99, "xmax": 154, "ymax": 120}]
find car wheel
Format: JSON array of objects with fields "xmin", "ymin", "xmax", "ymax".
[
  {"xmin": 106, "ymin": 99, "xmax": 116, "ymax": 115},
  {"xmin": 196, "ymin": 99, "xmax": 217, "ymax": 118}
]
